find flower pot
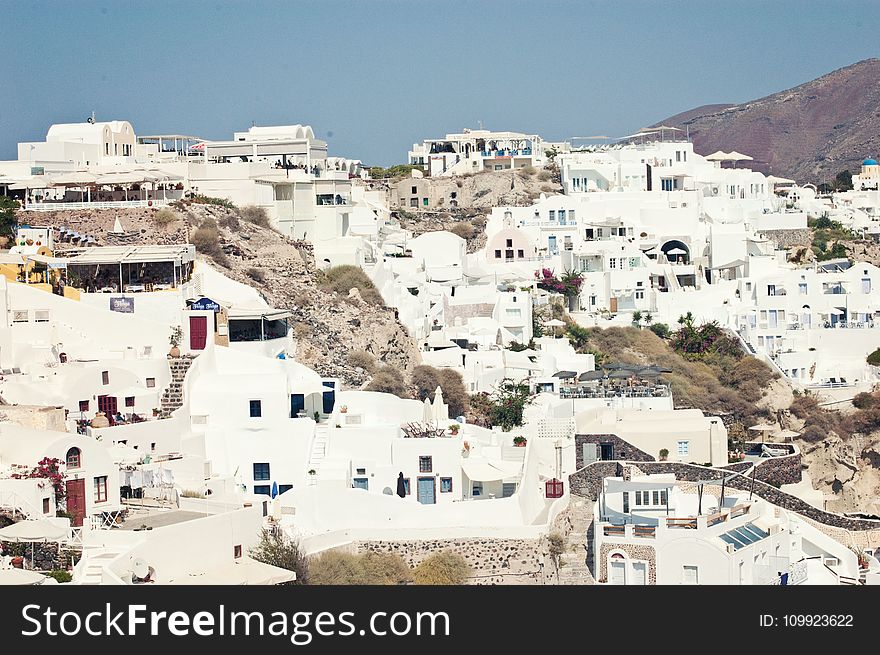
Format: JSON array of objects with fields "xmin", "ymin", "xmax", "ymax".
[{"xmin": 169, "ymin": 345, "xmax": 180, "ymax": 358}]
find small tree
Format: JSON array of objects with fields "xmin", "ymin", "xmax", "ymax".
[
  {"xmin": 488, "ymin": 378, "xmax": 533, "ymax": 431},
  {"xmin": 12, "ymin": 457, "xmax": 66, "ymax": 502},
  {"xmin": 631, "ymin": 310, "xmax": 643, "ymax": 327},
  {"xmin": 365, "ymin": 365, "xmax": 409, "ymax": 398},
  {"xmin": 412, "ymin": 551, "xmax": 470, "ymax": 585},
  {"xmin": 169, "ymin": 325, "xmax": 183, "ymax": 348},
  {"xmin": 249, "ymin": 529, "xmax": 308, "ymax": 585},
  {"xmin": 643, "ymin": 313, "xmax": 653, "ymax": 326},
  {"xmin": 0, "ymin": 195, "xmax": 20, "ymax": 239}
]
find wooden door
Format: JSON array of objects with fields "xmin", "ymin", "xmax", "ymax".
[
  {"xmin": 609, "ymin": 560, "xmax": 625, "ymax": 585},
  {"xmin": 97, "ymin": 395, "xmax": 117, "ymax": 415},
  {"xmin": 417, "ymin": 477, "xmax": 436, "ymax": 505},
  {"xmin": 66, "ymin": 478, "xmax": 86, "ymax": 527},
  {"xmin": 189, "ymin": 315, "xmax": 208, "ymax": 350},
  {"xmin": 609, "ymin": 297, "xmax": 618, "ymax": 313}
]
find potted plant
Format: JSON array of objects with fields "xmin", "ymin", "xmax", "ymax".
[
  {"xmin": 152, "ymin": 407, "xmax": 160, "ymax": 417},
  {"xmin": 308, "ymin": 469, "xmax": 316, "ymax": 476},
  {"xmin": 659, "ymin": 448, "xmax": 669, "ymax": 462},
  {"xmin": 313, "ymin": 411, "xmax": 320, "ymax": 422},
  {"xmin": 168, "ymin": 326, "xmax": 183, "ymax": 358},
  {"xmin": 339, "ymin": 405, "xmax": 348, "ymax": 414},
  {"xmin": 513, "ymin": 436, "xmax": 527, "ymax": 447},
  {"xmin": 449, "ymin": 423, "xmax": 460, "ymax": 436}
]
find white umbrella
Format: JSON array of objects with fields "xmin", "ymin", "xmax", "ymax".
[
  {"xmin": 666, "ymin": 247, "xmax": 687, "ymax": 255},
  {"xmin": 705, "ymin": 151, "xmax": 731, "ymax": 161},
  {"xmin": 749, "ymin": 423, "xmax": 775, "ymax": 443},
  {"xmin": 0, "ymin": 519, "xmax": 68, "ymax": 542},
  {"xmin": 543, "ymin": 319, "xmax": 566, "ymax": 327},
  {"xmin": 727, "ymin": 151, "xmax": 753, "ymax": 161},
  {"xmin": 0, "ymin": 569, "xmax": 46, "ymax": 585}
]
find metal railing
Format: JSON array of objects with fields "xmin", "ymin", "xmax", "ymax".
[{"xmin": 23, "ymin": 199, "xmax": 170, "ymax": 211}]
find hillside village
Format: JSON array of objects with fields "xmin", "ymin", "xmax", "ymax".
[{"xmin": 0, "ymin": 114, "xmax": 879, "ymax": 588}]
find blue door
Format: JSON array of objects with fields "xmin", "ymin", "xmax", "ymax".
[
  {"xmin": 290, "ymin": 394, "xmax": 305, "ymax": 418},
  {"xmin": 322, "ymin": 382, "xmax": 335, "ymax": 414},
  {"xmin": 417, "ymin": 477, "xmax": 436, "ymax": 505},
  {"xmin": 548, "ymin": 235, "xmax": 557, "ymax": 254},
  {"xmin": 353, "ymin": 477, "xmax": 369, "ymax": 490}
]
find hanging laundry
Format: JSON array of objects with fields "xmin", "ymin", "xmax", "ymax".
[{"xmin": 129, "ymin": 470, "xmax": 144, "ymax": 489}]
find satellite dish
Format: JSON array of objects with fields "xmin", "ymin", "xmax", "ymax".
[{"xmin": 132, "ymin": 558, "xmax": 150, "ymax": 579}]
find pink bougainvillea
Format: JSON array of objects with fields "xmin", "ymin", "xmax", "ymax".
[
  {"xmin": 535, "ymin": 268, "xmax": 583, "ymax": 297},
  {"xmin": 11, "ymin": 457, "xmax": 66, "ymax": 501}
]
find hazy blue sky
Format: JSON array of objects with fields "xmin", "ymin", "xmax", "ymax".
[{"xmin": 1, "ymin": 0, "xmax": 877, "ymax": 165}]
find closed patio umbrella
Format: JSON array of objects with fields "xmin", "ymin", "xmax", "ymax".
[
  {"xmin": 271, "ymin": 481, "xmax": 278, "ymax": 499},
  {"xmin": 396, "ymin": 472, "xmax": 406, "ymax": 498}
]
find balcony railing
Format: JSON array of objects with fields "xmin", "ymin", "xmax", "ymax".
[{"xmin": 23, "ymin": 199, "xmax": 170, "ymax": 212}]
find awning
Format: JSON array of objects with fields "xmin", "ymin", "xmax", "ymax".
[
  {"xmin": 26, "ymin": 254, "xmax": 67, "ymax": 268},
  {"xmin": 461, "ymin": 458, "xmax": 522, "ymax": 482},
  {"xmin": 227, "ymin": 308, "xmax": 292, "ymax": 322}
]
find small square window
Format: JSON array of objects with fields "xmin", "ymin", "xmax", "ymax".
[
  {"xmin": 253, "ymin": 462, "xmax": 270, "ymax": 481},
  {"xmin": 42, "ymin": 498, "xmax": 50, "ymax": 514},
  {"xmin": 101, "ymin": 371, "xmax": 109, "ymax": 385},
  {"xmin": 506, "ymin": 239, "xmax": 513, "ymax": 247},
  {"xmin": 356, "ymin": 467, "xmax": 366, "ymax": 475},
  {"xmin": 411, "ymin": 186, "xmax": 417, "ymax": 194},
  {"xmin": 146, "ymin": 377, "xmax": 156, "ymax": 388},
  {"xmin": 125, "ymin": 396, "xmax": 135, "ymax": 407},
  {"xmin": 419, "ymin": 456, "xmax": 432, "ymax": 473},
  {"xmin": 253, "ymin": 485, "xmax": 271, "ymax": 496},
  {"xmin": 440, "ymin": 478, "xmax": 453, "ymax": 493},
  {"xmin": 494, "ymin": 249, "xmax": 502, "ymax": 259},
  {"xmin": 517, "ymin": 250, "xmax": 524, "ymax": 258},
  {"xmin": 249, "ymin": 400, "xmax": 262, "ymax": 417},
  {"xmin": 94, "ymin": 476, "xmax": 108, "ymax": 503},
  {"xmin": 234, "ymin": 545, "xmax": 242, "ymax": 558}
]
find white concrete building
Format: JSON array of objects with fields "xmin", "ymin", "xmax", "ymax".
[{"xmin": 593, "ymin": 473, "xmax": 861, "ymax": 585}]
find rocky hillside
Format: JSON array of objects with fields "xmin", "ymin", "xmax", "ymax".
[
  {"xmin": 654, "ymin": 58, "xmax": 880, "ymax": 182},
  {"xmin": 22, "ymin": 203, "xmax": 421, "ymax": 386}
]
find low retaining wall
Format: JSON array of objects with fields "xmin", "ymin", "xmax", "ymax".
[
  {"xmin": 0, "ymin": 540, "xmax": 68, "ymax": 571},
  {"xmin": 356, "ymin": 537, "xmax": 544, "ymax": 585},
  {"xmin": 760, "ymin": 228, "xmax": 811, "ymax": 249}
]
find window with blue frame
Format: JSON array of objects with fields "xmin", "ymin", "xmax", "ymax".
[
  {"xmin": 322, "ymin": 381, "xmax": 335, "ymax": 414},
  {"xmin": 278, "ymin": 484, "xmax": 293, "ymax": 494},
  {"xmin": 440, "ymin": 478, "xmax": 453, "ymax": 493},
  {"xmin": 353, "ymin": 478, "xmax": 369, "ymax": 490},
  {"xmin": 253, "ymin": 462, "xmax": 270, "ymax": 481},
  {"xmin": 403, "ymin": 478, "xmax": 411, "ymax": 495},
  {"xmin": 290, "ymin": 394, "xmax": 305, "ymax": 417},
  {"xmin": 249, "ymin": 399, "xmax": 262, "ymax": 417},
  {"xmin": 254, "ymin": 485, "xmax": 271, "ymax": 496}
]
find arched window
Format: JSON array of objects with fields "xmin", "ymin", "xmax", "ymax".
[{"xmin": 66, "ymin": 447, "xmax": 81, "ymax": 469}]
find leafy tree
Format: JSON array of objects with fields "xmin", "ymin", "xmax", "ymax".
[
  {"xmin": 488, "ymin": 378, "xmax": 533, "ymax": 431},
  {"xmin": 0, "ymin": 196, "xmax": 21, "ymax": 239},
  {"xmin": 534, "ymin": 268, "xmax": 583, "ymax": 298},
  {"xmin": 833, "ymin": 169, "xmax": 853, "ymax": 191},
  {"xmin": 249, "ymin": 529, "xmax": 308, "ymax": 585},
  {"xmin": 412, "ymin": 551, "xmax": 470, "ymax": 585},
  {"xmin": 410, "ymin": 365, "xmax": 469, "ymax": 417},
  {"xmin": 631, "ymin": 310, "xmax": 643, "ymax": 327},
  {"xmin": 670, "ymin": 314, "xmax": 742, "ymax": 358},
  {"xmin": 643, "ymin": 313, "xmax": 653, "ymax": 325}
]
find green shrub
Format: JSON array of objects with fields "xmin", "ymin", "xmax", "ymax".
[
  {"xmin": 246, "ymin": 267, "xmax": 265, "ymax": 283},
  {"xmin": 239, "ymin": 205, "xmax": 270, "ymax": 228},
  {"xmin": 152, "ymin": 208, "xmax": 178, "ymax": 226},
  {"xmin": 191, "ymin": 219, "xmax": 229, "ymax": 266},
  {"xmin": 867, "ymin": 348, "xmax": 880, "ymax": 367},
  {"xmin": 190, "ymin": 194, "xmax": 236, "ymax": 209},
  {"xmin": 853, "ymin": 392, "xmax": 879, "ymax": 410},
  {"xmin": 347, "ymin": 350, "xmax": 377, "ymax": 373},
  {"xmin": 649, "ymin": 323, "xmax": 670, "ymax": 339},
  {"xmin": 309, "ymin": 550, "xmax": 412, "ymax": 585},
  {"xmin": 365, "ymin": 365, "xmax": 408, "ymax": 398},
  {"xmin": 448, "ymin": 222, "xmax": 475, "ymax": 240},
  {"xmin": 44, "ymin": 569, "xmax": 72, "ymax": 583},
  {"xmin": 412, "ymin": 551, "xmax": 469, "ymax": 585},
  {"xmin": 318, "ymin": 265, "xmax": 384, "ymax": 305}
]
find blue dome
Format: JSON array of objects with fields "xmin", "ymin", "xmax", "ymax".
[{"xmin": 864, "ymin": 158, "xmax": 878, "ymax": 166}]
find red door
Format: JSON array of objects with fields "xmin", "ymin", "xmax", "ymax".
[
  {"xmin": 98, "ymin": 395, "xmax": 117, "ymax": 415},
  {"xmin": 66, "ymin": 479, "xmax": 86, "ymax": 527},
  {"xmin": 189, "ymin": 315, "xmax": 208, "ymax": 350}
]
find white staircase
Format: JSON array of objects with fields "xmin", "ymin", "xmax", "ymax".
[
  {"xmin": 306, "ymin": 425, "xmax": 330, "ymax": 484},
  {"xmin": 72, "ymin": 548, "xmax": 127, "ymax": 585}
]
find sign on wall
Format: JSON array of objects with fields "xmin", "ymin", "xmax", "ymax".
[
  {"xmin": 190, "ymin": 297, "xmax": 221, "ymax": 312},
  {"xmin": 109, "ymin": 296, "xmax": 134, "ymax": 313}
]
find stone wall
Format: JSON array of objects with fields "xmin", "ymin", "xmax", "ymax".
[
  {"xmin": 569, "ymin": 461, "xmax": 621, "ymax": 499},
  {"xmin": 760, "ymin": 228, "xmax": 811, "ymax": 249},
  {"xmin": 574, "ymin": 434, "xmax": 653, "ymax": 469},
  {"xmin": 0, "ymin": 540, "xmax": 69, "ymax": 571},
  {"xmin": 356, "ymin": 537, "xmax": 545, "ymax": 585},
  {"xmin": 598, "ymin": 542, "xmax": 656, "ymax": 584},
  {"xmin": 0, "ymin": 405, "xmax": 67, "ymax": 432}
]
